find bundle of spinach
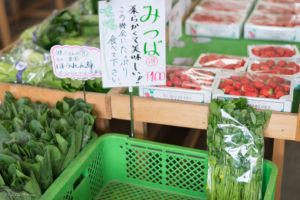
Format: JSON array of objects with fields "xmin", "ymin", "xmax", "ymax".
[
  {"xmin": 207, "ymin": 98, "xmax": 271, "ymax": 200},
  {"xmin": 0, "ymin": 92, "xmax": 96, "ymax": 199}
]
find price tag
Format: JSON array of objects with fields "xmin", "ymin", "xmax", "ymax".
[
  {"xmin": 50, "ymin": 45, "xmax": 102, "ymax": 80},
  {"xmin": 99, "ymin": 0, "xmax": 166, "ymax": 88}
]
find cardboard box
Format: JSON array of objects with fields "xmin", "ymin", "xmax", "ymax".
[
  {"xmin": 244, "ymin": 13, "xmax": 300, "ymax": 42},
  {"xmin": 212, "ymin": 72, "xmax": 294, "ymax": 112}
]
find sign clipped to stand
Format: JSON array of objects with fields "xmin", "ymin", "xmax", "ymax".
[
  {"xmin": 50, "ymin": 45, "xmax": 102, "ymax": 101},
  {"xmin": 99, "ymin": 0, "xmax": 166, "ymax": 88}
]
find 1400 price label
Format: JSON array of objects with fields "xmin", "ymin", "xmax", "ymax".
[
  {"xmin": 50, "ymin": 45, "xmax": 102, "ymax": 79},
  {"xmin": 146, "ymin": 71, "xmax": 166, "ymax": 82}
]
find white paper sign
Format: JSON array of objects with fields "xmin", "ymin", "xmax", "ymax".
[
  {"xmin": 169, "ymin": 1, "xmax": 182, "ymax": 49},
  {"xmin": 99, "ymin": 0, "xmax": 166, "ymax": 88},
  {"xmin": 50, "ymin": 45, "xmax": 102, "ymax": 79}
]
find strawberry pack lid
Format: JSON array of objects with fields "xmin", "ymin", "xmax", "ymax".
[
  {"xmin": 196, "ymin": 0, "xmax": 250, "ymax": 13},
  {"xmin": 249, "ymin": 60, "xmax": 300, "ymax": 76},
  {"xmin": 189, "ymin": 11, "xmax": 243, "ymax": 25},
  {"xmin": 217, "ymin": 72, "xmax": 292, "ymax": 99},
  {"xmin": 262, "ymin": 0, "xmax": 300, "ymax": 3},
  {"xmin": 249, "ymin": 13, "xmax": 300, "ymax": 27},
  {"xmin": 159, "ymin": 66, "xmax": 216, "ymax": 91},
  {"xmin": 194, "ymin": 53, "xmax": 247, "ymax": 72},
  {"xmin": 255, "ymin": 2, "xmax": 298, "ymax": 15},
  {"xmin": 248, "ymin": 45, "xmax": 299, "ymax": 59}
]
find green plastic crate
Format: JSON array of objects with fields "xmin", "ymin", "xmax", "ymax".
[{"xmin": 41, "ymin": 134, "xmax": 278, "ymax": 200}]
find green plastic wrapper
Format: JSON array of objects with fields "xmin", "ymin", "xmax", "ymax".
[{"xmin": 207, "ymin": 98, "xmax": 271, "ymax": 200}]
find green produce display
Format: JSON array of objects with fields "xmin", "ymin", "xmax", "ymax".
[
  {"xmin": 207, "ymin": 98, "xmax": 271, "ymax": 200},
  {"xmin": 0, "ymin": 92, "xmax": 96, "ymax": 199}
]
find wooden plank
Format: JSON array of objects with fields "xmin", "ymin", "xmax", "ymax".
[
  {"xmin": 134, "ymin": 121, "xmax": 148, "ymax": 139},
  {"xmin": 0, "ymin": 83, "xmax": 112, "ymax": 119},
  {"xmin": 111, "ymin": 94, "xmax": 299, "ymax": 140},
  {"xmin": 0, "ymin": 0, "xmax": 12, "ymax": 46},
  {"xmin": 296, "ymin": 104, "xmax": 300, "ymax": 141},
  {"xmin": 272, "ymin": 139, "xmax": 285, "ymax": 200},
  {"xmin": 24, "ymin": 10, "xmax": 53, "ymax": 18},
  {"xmin": 55, "ymin": 0, "xmax": 65, "ymax": 10},
  {"xmin": 183, "ymin": 129, "xmax": 201, "ymax": 148}
]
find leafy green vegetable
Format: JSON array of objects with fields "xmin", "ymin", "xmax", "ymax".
[
  {"xmin": 207, "ymin": 98, "xmax": 271, "ymax": 200},
  {"xmin": 0, "ymin": 92, "xmax": 96, "ymax": 199}
]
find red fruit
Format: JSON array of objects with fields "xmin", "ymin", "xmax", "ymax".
[
  {"xmin": 167, "ymin": 81, "xmax": 172, "ymax": 87},
  {"xmin": 230, "ymin": 90, "xmax": 242, "ymax": 96},
  {"xmin": 172, "ymin": 77, "xmax": 182, "ymax": 86},
  {"xmin": 259, "ymin": 95, "xmax": 266, "ymax": 98},
  {"xmin": 245, "ymin": 92, "xmax": 258, "ymax": 97},
  {"xmin": 278, "ymin": 60, "xmax": 286, "ymax": 67},
  {"xmin": 272, "ymin": 77, "xmax": 284, "ymax": 84},
  {"xmin": 266, "ymin": 60, "xmax": 275, "ymax": 67},
  {"xmin": 219, "ymin": 83, "xmax": 227, "ymax": 89},
  {"xmin": 259, "ymin": 75, "xmax": 268, "ymax": 81},
  {"xmin": 242, "ymin": 85, "xmax": 256, "ymax": 92},
  {"xmin": 282, "ymin": 84, "xmax": 290, "ymax": 92},
  {"xmin": 225, "ymin": 79, "xmax": 234, "ymax": 85},
  {"xmin": 233, "ymin": 81, "xmax": 242, "ymax": 90},
  {"xmin": 241, "ymin": 77, "xmax": 250, "ymax": 84},
  {"xmin": 223, "ymin": 85, "xmax": 234, "ymax": 93},
  {"xmin": 269, "ymin": 94, "xmax": 276, "ymax": 99},
  {"xmin": 181, "ymin": 74, "xmax": 190, "ymax": 81},
  {"xmin": 173, "ymin": 70, "xmax": 181, "ymax": 77},
  {"xmin": 254, "ymin": 81, "xmax": 265, "ymax": 89},
  {"xmin": 268, "ymin": 81, "xmax": 277, "ymax": 89},
  {"xmin": 260, "ymin": 88, "xmax": 273, "ymax": 97},
  {"xmin": 195, "ymin": 87, "xmax": 202, "ymax": 90},
  {"xmin": 275, "ymin": 91, "xmax": 285, "ymax": 99},
  {"xmin": 275, "ymin": 86, "xmax": 284, "ymax": 93}
]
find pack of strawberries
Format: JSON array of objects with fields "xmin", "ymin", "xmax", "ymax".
[{"xmin": 244, "ymin": 0, "xmax": 300, "ymax": 41}]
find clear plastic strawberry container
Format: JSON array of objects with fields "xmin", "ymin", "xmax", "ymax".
[
  {"xmin": 196, "ymin": 0, "xmax": 251, "ymax": 14},
  {"xmin": 248, "ymin": 45, "xmax": 300, "ymax": 59}
]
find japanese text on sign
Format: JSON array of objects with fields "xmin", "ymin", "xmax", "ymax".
[
  {"xmin": 99, "ymin": 0, "xmax": 166, "ymax": 88},
  {"xmin": 50, "ymin": 45, "xmax": 102, "ymax": 79}
]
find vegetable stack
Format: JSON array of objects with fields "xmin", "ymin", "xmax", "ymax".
[
  {"xmin": 0, "ymin": 92, "xmax": 96, "ymax": 199},
  {"xmin": 207, "ymin": 98, "xmax": 271, "ymax": 200}
]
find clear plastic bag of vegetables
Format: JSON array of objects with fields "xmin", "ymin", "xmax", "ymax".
[
  {"xmin": 0, "ymin": 41, "xmax": 82, "ymax": 92},
  {"xmin": 207, "ymin": 98, "xmax": 271, "ymax": 200}
]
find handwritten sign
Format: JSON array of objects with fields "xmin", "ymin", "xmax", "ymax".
[
  {"xmin": 50, "ymin": 45, "xmax": 102, "ymax": 79},
  {"xmin": 99, "ymin": 0, "xmax": 166, "ymax": 88}
]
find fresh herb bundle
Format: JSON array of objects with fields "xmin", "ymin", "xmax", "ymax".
[
  {"xmin": 207, "ymin": 98, "xmax": 271, "ymax": 200},
  {"xmin": 0, "ymin": 92, "xmax": 96, "ymax": 199}
]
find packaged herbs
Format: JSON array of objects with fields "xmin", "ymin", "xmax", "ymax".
[
  {"xmin": 207, "ymin": 98, "xmax": 271, "ymax": 200},
  {"xmin": 0, "ymin": 92, "xmax": 96, "ymax": 199}
]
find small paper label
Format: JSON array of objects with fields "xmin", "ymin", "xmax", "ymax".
[
  {"xmin": 172, "ymin": 57, "xmax": 195, "ymax": 66},
  {"xmin": 50, "ymin": 45, "xmax": 102, "ymax": 79}
]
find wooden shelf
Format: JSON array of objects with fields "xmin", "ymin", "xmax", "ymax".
[{"xmin": 111, "ymin": 91, "xmax": 300, "ymax": 141}]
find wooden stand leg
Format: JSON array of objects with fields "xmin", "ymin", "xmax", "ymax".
[
  {"xmin": 95, "ymin": 118, "xmax": 110, "ymax": 135},
  {"xmin": 55, "ymin": 0, "xmax": 65, "ymax": 10},
  {"xmin": 0, "ymin": 0, "xmax": 11, "ymax": 47},
  {"xmin": 134, "ymin": 121, "xmax": 147, "ymax": 139},
  {"xmin": 272, "ymin": 139, "xmax": 285, "ymax": 200}
]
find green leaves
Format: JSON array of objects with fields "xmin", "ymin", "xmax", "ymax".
[
  {"xmin": 207, "ymin": 98, "xmax": 271, "ymax": 200},
  {"xmin": 0, "ymin": 92, "xmax": 95, "ymax": 198}
]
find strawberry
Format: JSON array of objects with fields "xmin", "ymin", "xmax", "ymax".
[
  {"xmin": 242, "ymin": 85, "xmax": 256, "ymax": 93},
  {"xmin": 260, "ymin": 88, "xmax": 273, "ymax": 97},
  {"xmin": 167, "ymin": 81, "xmax": 172, "ymax": 87},
  {"xmin": 219, "ymin": 83, "xmax": 227, "ymax": 89},
  {"xmin": 278, "ymin": 60, "xmax": 286, "ymax": 67},
  {"xmin": 173, "ymin": 70, "xmax": 181, "ymax": 77},
  {"xmin": 245, "ymin": 92, "xmax": 258, "ymax": 97},
  {"xmin": 275, "ymin": 86, "xmax": 284, "ymax": 93},
  {"xmin": 181, "ymin": 74, "xmax": 190, "ymax": 81},
  {"xmin": 259, "ymin": 95, "xmax": 266, "ymax": 98},
  {"xmin": 230, "ymin": 90, "xmax": 242, "ymax": 96},
  {"xmin": 254, "ymin": 81, "xmax": 264, "ymax": 89},
  {"xmin": 275, "ymin": 91, "xmax": 285, "ymax": 99},
  {"xmin": 172, "ymin": 77, "xmax": 182, "ymax": 86},
  {"xmin": 195, "ymin": 87, "xmax": 202, "ymax": 90},
  {"xmin": 225, "ymin": 79, "xmax": 234, "ymax": 85},
  {"xmin": 241, "ymin": 77, "xmax": 250, "ymax": 84},
  {"xmin": 282, "ymin": 83, "xmax": 290, "ymax": 92},
  {"xmin": 223, "ymin": 85, "xmax": 234, "ymax": 93},
  {"xmin": 269, "ymin": 94, "xmax": 276, "ymax": 99},
  {"xmin": 233, "ymin": 81, "xmax": 242, "ymax": 90},
  {"xmin": 266, "ymin": 60, "xmax": 275, "ymax": 67},
  {"xmin": 268, "ymin": 81, "xmax": 277, "ymax": 89},
  {"xmin": 259, "ymin": 75, "xmax": 268, "ymax": 81}
]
